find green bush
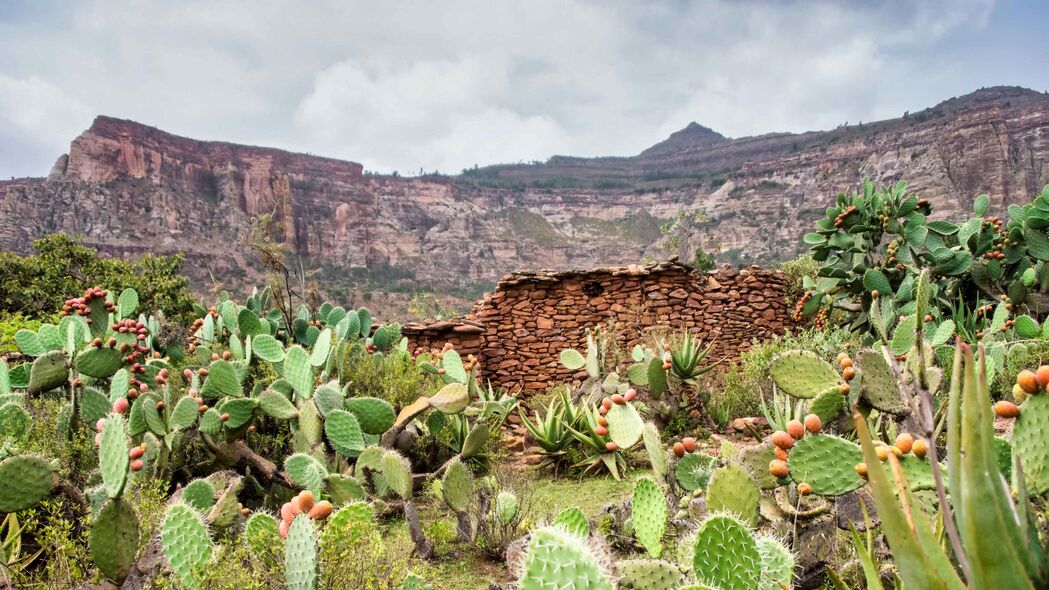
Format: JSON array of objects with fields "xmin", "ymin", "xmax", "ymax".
[
  {"xmin": 0, "ymin": 312, "xmax": 48, "ymax": 353},
  {"xmin": 778, "ymin": 254, "xmax": 819, "ymax": 304},
  {"xmin": 339, "ymin": 346, "xmax": 439, "ymax": 409}
]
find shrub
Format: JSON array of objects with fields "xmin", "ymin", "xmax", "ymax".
[{"xmin": 339, "ymin": 346, "xmax": 439, "ymax": 409}]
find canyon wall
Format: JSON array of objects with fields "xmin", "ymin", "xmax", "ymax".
[
  {"xmin": 402, "ymin": 260, "xmax": 794, "ymax": 393},
  {"xmin": 0, "ymin": 86, "xmax": 1047, "ymax": 317}
]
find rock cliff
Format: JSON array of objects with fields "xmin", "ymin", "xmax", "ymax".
[{"xmin": 1, "ymin": 86, "xmax": 1047, "ymax": 314}]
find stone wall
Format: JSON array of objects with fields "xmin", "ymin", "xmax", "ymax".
[{"xmin": 402, "ymin": 259, "xmax": 795, "ymax": 394}]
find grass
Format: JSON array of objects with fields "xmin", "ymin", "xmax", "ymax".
[
  {"xmin": 502, "ymin": 208, "xmax": 569, "ymax": 246},
  {"xmin": 382, "ymin": 465, "xmax": 644, "ymax": 589}
]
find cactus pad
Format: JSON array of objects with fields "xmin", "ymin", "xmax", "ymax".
[
  {"xmin": 297, "ymin": 400, "xmax": 323, "ymax": 446},
  {"xmin": 284, "ymin": 453, "xmax": 328, "ymax": 495},
  {"xmin": 787, "ymin": 434, "xmax": 864, "ymax": 496},
  {"xmin": 325, "ymin": 473, "xmax": 366, "ymax": 504},
  {"xmin": 615, "ymin": 559, "xmax": 685, "ymax": 590},
  {"xmin": 182, "ymin": 479, "xmax": 216, "ymax": 512},
  {"xmin": 381, "ymin": 450, "xmax": 414, "ymax": 500},
  {"xmin": 321, "ymin": 502, "xmax": 377, "ymax": 547},
  {"xmin": 76, "ymin": 347, "xmax": 123, "ymax": 379},
  {"xmin": 605, "ymin": 402, "xmax": 643, "ymax": 448},
  {"xmin": 198, "ymin": 408, "xmax": 222, "ymax": 437},
  {"xmin": 675, "ymin": 452, "xmax": 715, "ymax": 492},
  {"xmin": 755, "ymin": 535, "xmax": 794, "ymax": 590},
  {"xmin": 170, "ymin": 396, "xmax": 200, "ymax": 430},
  {"xmin": 857, "ymin": 350, "xmax": 908, "ymax": 415},
  {"xmin": 551, "ymin": 507, "xmax": 589, "ymax": 538},
  {"xmin": 90, "ymin": 498, "xmax": 140, "ymax": 583},
  {"xmin": 344, "ymin": 397, "xmax": 396, "ymax": 435},
  {"xmin": 1012, "ymin": 394, "xmax": 1049, "ymax": 494},
  {"xmin": 100, "ymin": 413, "xmax": 130, "ymax": 499},
  {"xmin": 461, "ymin": 423, "xmax": 489, "ymax": 458},
  {"xmin": 206, "ymin": 477, "xmax": 243, "ymax": 529},
  {"xmin": 200, "ymin": 360, "xmax": 242, "ymax": 399},
  {"xmin": 883, "ymin": 454, "xmax": 936, "ymax": 492},
  {"xmin": 161, "ymin": 504, "xmax": 212, "ymax": 590},
  {"xmin": 0, "ymin": 454, "xmax": 53, "ymax": 512},
  {"xmin": 441, "ymin": 457, "xmax": 473, "ymax": 513},
  {"xmin": 28, "ymin": 350, "xmax": 67, "ymax": 393},
  {"xmin": 631, "ymin": 477, "xmax": 667, "ymax": 557},
  {"xmin": 495, "ymin": 490, "xmax": 519, "ymax": 525},
  {"xmin": 284, "ymin": 345, "xmax": 314, "ymax": 398},
  {"xmin": 312, "ymin": 381, "xmax": 344, "ymax": 416},
  {"xmin": 252, "ymin": 334, "xmax": 286, "ymax": 363},
  {"xmin": 642, "ymin": 422, "xmax": 667, "ymax": 485},
  {"xmin": 394, "ymin": 397, "xmax": 432, "ymax": 429},
  {"xmin": 325, "ymin": 409, "xmax": 365, "ymax": 457},
  {"xmin": 285, "ymin": 514, "xmax": 318, "ymax": 590},
  {"xmin": 691, "ymin": 514, "xmax": 761, "ymax": 590},
  {"xmin": 217, "ymin": 398, "xmax": 257, "ymax": 429},
  {"xmin": 706, "ymin": 464, "xmax": 759, "ymax": 525},
  {"xmin": 258, "ymin": 390, "xmax": 298, "ymax": 420},
  {"xmin": 808, "ymin": 387, "xmax": 845, "ymax": 424},
  {"xmin": 430, "ymin": 383, "xmax": 470, "ymax": 414},
  {"xmin": 769, "ymin": 351, "xmax": 840, "ymax": 399},
  {"xmin": 518, "ymin": 526, "xmax": 613, "ymax": 590},
  {"xmin": 243, "ymin": 512, "xmax": 282, "ymax": 566},
  {"xmin": 0, "ymin": 401, "xmax": 30, "ymax": 443}
]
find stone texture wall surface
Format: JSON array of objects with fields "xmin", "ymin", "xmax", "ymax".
[{"xmin": 402, "ymin": 259, "xmax": 794, "ymax": 394}]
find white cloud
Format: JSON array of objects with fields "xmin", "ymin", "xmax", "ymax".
[{"xmin": 0, "ymin": 0, "xmax": 1013, "ymax": 178}]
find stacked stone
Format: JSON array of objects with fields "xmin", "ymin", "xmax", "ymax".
[{"xmin": 404, "ymin": 259, "xmax": 794, "ymax": 396}]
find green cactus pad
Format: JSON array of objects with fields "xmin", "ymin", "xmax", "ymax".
[
  {"xmin": 675, "ymin": 452, "xmax": 715, "ymax": 492},
  {"xmin": 1012, "ymin": 394, "xmax": 1049, "ymax": 494},
  {"xmin": 439, "ymin": 350, "xmax": 468, "ymax": 384},
  {"xmin": 495, "ymin": 490, "xmax": 519, "ymax": 525},
  {"xmin": 755, "ymin": 535, "xmax": 794, "ymax": 590},
  {"xmin": 551, "ymin": 507, "xmax": 589, "ymax": 538},
  {"xmin": 616, "ymin": 559, "xmax": 685, "ymax": 590},
  {"xmin": 394, "ymin": 396, "xmax": 432, "ymax": 429},
  {"xmin": 285, "ymin": 514, "xmax": 318, "ymax": 590},
  {"xmin": 117, "ymin": 288, "xmax": 138, "ymax": 319},
  {"xmin": 28, "ymin": 350, "xmax": 67, "ymax": 393},
  {"xmin": 441, "ymin": 457, "xmax": 473, "ymax": 513},
  {"xmin": 706, "ymin": 464, "xmax": 759, "ymax": 525},
  {"xmin": 284, "ymin": 453, "xmax": 328, "ymax": 495},
  {"xmin": 692, "ymin": 514, "xmax": 761, "ymax": 590},
  {"xmin": 787, "ymin": 434, "xmax": 865, "ymax": 496},
  {"xmin": 321, "ymin": 502, "xmax": 377, "ymax": 547},
  {"xmin": 182, "ymin": 479, "xmax": 216, "ymax": 512},
  {"xmin": 252, "ymin": 334, "xmax": 286, "ymax": 363},
  {"xmin": 605, "ymin": 402, "xmax": 643, "ymax": 448},
  {"xmin": 381, "ymin": 450, "xmax": 414, "ymax": 500},
  {"xmin": 430, "ymin": 382, "xmax": 469, "ymax": 414},
  {"xmin": 90, "ymin": 498, "xmax": 140, "ymax": 583},
  {"xmin": 769, "ymin": 351, "xmax": 840, "ymax": 399},
  {"xmin": 642, "ymin": 422, "xmax": 667, "ymax": 485},
  {"xmin": 344, "ymin": 397, "xmax": 396, "ymax": 435},
  {"xmin": 0, "ymin": 454, "xmax": 53, "ymax": 512},
  {"xmin": 15, "ymin": 329, "xmax": 44, "ymax": 356},
  {"xmin": 76, "ymin": 347, "xmax": 123, "ymax": 379},
  {"xmin": 200, "ymin": 360, "xmax": 242, "ymax": 399},
  {"xmin": 808, "ymin": 387, "xmax": 845, "ymax": 424},
  {"xmin": 371, "ymin": 324, "xmax": 400, "ymax": 351},
  {"xmin": 140, "ymin": 394, "xmax": 167, "ymax": 436},
  {"xmin": 881, "ymin": 453, "xmax": 937, "ymax": 492},
  {"xmin": 243, "ymin": 512, "xmax": 282, "ymax": 567},
  {"xmin": 560, "ymin": 349, "xmax": 586, "ymax": 370},
  {"xmin": 857, "ymin": 350, "xmax": 908, "ymax": 415},
  {"xmin": 312, "ymin": 380, "xmax": 344, "ymax": 416},
  {"xmin": 325, "ymin": 473, "xmax": 366, "ymax": 504},
  {"xmin": 100, "ymin": 413, "xmax": 130, "ymax": 499},
  {"xmin": 206, "ymin": 477, "xmax": 243, "ymax": 529},
  {"xmin": 218, "ymin": 397, "xmax": 257, "ymax": 429},
  {"xmin": 324, "ymin": 409, "xmax": 365, "ymax": 457},
  {"xmin": 198, "ymin": 408, "xmax": 222, "ymax": 436},
  {"xmin": 284, "ymin": 345, "xmax": 314, "ymax": 398},
  {"xmin": 460, "ymin": 423, "xmax": 489, "ymax": 458},
  {"xmin": 161, "ymin": 503, "xmax": 212, "ymax": 589},
  {"xmin": 994, "ymin": 436, "xmax": 1012, "ymax": 480},
  {"xmin": 518, "ymin": 526, "xmax": 614, "ymax": 590},
  {"xmin": 631, "ymin": 477, "xmax": 667, "ymax": 557},
  {"xmin": 257, "ymin": 389, "xmax": 297, "ymax": 420},
  {"xmin": 170, "ymin": 396, "xmax": 200, "ymax": 430},
  {"xmin": 310, "ymin": 328, "xmax": 332, "ymax": 367},
  {"xmin": 0, "ymin": 401, "xmax": 30, "ymax": 442},
  {"xmin": 78, "ymin": 387, "xmax": 109, "ymax": 425}
]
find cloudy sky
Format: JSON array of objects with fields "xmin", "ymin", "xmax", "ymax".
[{"xmin": 0, "ymin": 0, "xmax": 1045, "ymax": 178}]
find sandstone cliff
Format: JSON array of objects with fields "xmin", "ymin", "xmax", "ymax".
[{"xmin": 1, "ymin": 86, "xmax": 1047, "ymax": 315}]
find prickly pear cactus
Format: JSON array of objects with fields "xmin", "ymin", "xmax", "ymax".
[
  {"xmin": 441, "ymin": 457, "xmax": 473, "ymax": 513},
  {"xmin": 787, "ymin": 434, "xmax": 865, "ymax": 496},
  {"xmin": 755, "ymin": 535, "xmax": 794, "ymax": 590},
  {"xmin": 429, "ymin": 383, "xmax": 470, "ymax": 414},
  {"xmin": 460, "ymin": 423, "xmax": 489, "ymax": 458},
  {"xmin": 857, "ymin": 349, "xmax": 908, "ymax": 415},
  {"xmin": 99, "ymin": 414, "xmax": 130, "ymax": 499},
  {"xmin": 1012, "ymin": 394, "xmax": 1049, "ymax": 494},
  {"xmin": 161, "ymin": 504, "xmax": 213, "ymax": 590},
  {"xmin": 495, "ymin": 491, "xmax": 519, "ymax": 525},
  {"xmin": 605, "ymin": 401, "xmax": 644, "ymax": 448},
  {"xmin": 615, "ymin": 559, "xmax": 685, "ymax": 590},
  {"xmin": 642, "ymin": 422, "xmax": 667, "ymax": 485},
  {"xmin": 28, "ymin": 350, "xmax": 67, "ymax": 394},
  {"xmin": 808, "ymin": 387, "xmax": 845, "ymax": 424},
  {"xmin": 284, "ymin": 453, "xmax": 328, "ymax": 495},
  {"xmin": 182, "ymin": 479, "xmax": 216, "ymax": 512},
  {"xmin": 769, "ymin": 351, "xmax": 841, "ymax": 399},
  {"xmin": 344, "ymin": 397, "xmax": 396, "ymax": 434},
  {"xmin": 243, "ymin": 512, "xmax": 282, "ymax": 567},
  {"xmin": 675, "ymin": 452, "xmax": 715, "ymax": 492},
  {"xmin": 89, "ymin": 498, "xmax": 140, "ymax": 584},
  {"xmin": 321, "ymin": 502, "xmax": 377, "ymax": 547},
  {"xmin": 381, "ymin": 450, "xmax": 414, "ymax": 500},
  {"xmin": 285, "ymin": 514, "xmax": 318, "ymax": 590},
  {"xmin": 631, "ymin": 477, "xmax": 667, "ymax": 558},
  {"xmin": 691, "ymin": 514, "xmax": 761, "ymax": 590},
  {"xmin": 0, "ymin": 454, "xmax": 54, "ymax": 513},
  {"xmin": 324, "ymin": 409, "xmax": 365, "ymax": 457},
  {"xmin": 517, "ymin": 526, "xmax": 613, "ymax": 590},
  {"xmin": 706, "ymin": 464, "xmax": 759, "ymax": 525},
  {"xmin": 551, "ymin": 507, "xmax": 589, "ymax": 538}
]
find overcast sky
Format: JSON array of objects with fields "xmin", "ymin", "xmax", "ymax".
[{"xmin": 1, "ymin": 0, "xmax": 1045, "ymax": 178}]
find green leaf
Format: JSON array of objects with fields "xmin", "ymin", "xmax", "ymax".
[
  {"xmin": 560, "ymin": 349, "xmax": 585, "ymax": 371},
  {"xmin": 117, "ymin": 289, "xmax": 139, "ymax": 319},
  {"xmin": 973, "ymin": 194, "xmax": 990, "ymax": 216},
  {"xmin": 200, "ymin": 360, "xmax": 242, "ymax": 399},
  {"xmin": 890, "ymin": 316, "xmax": 917, "ymax": 356},
  {"xmin": 251, "ymin": 334, "xmax": 285, "ymax": 363},
  {"xmin": 930, "ymin": 320, "xmax": 956, "ymax": 347},
  {"xmin": 863, "ymin": 269, "xmax": 892, "ymax": 296},
  {"xmin": 283, "ymin": 345, "xmax": 313, "ymax": 398},
  {"xmin": 1014, "ymin": 315, "xmax": 1040, "ymax": 339}
]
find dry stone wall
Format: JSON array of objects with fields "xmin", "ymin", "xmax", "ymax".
[{"xmin": 402, "ymin": 259, "xmax": 795, "ymax": 394}]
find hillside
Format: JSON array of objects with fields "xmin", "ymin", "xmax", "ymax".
[{"xmin": 1, "ymin": 85, "xmax": 1047, "ymax": 316}]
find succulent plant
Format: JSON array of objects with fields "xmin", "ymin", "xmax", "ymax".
[
  {"xmin": 516, "ymin": 526, "xmax": 613, "ymax": 590},
  {"xmin": 161, "ymin": 503, "xmax": 213, "ymax": 589},
  {"xmin": 631, "ymin": 477, "xmax": 667, "ymax": 558}
]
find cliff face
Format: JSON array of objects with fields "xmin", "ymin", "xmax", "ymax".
[{"xmin": 1, "ymin": 86, "xmax": 1048, "ymax": 309}]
